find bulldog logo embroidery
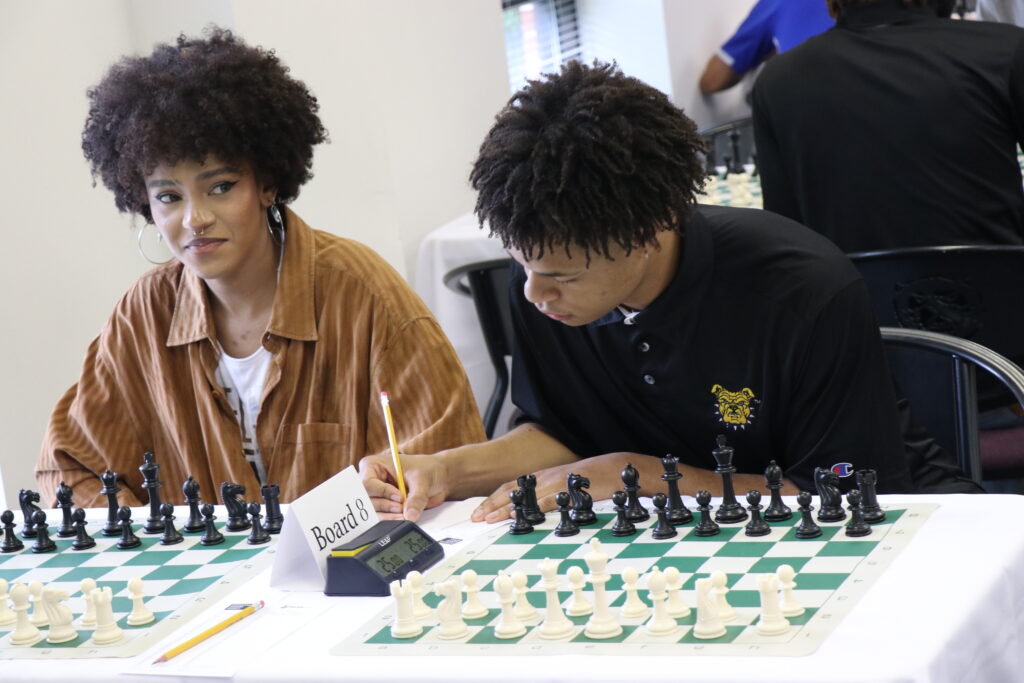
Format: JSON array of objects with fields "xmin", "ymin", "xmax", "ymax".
[{"xmin": 711, "ymin": 384, "xmax": 760, "ymax": 430}]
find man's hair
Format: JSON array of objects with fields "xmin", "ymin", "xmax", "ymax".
[
  {"xmin": 82, "ymin": 27, "xmax": 328, "ymax": 222},
  {"xmin": 470, "ymin": 61, "xmax": 706, "ymax": 261},
  {"xmin": 827, "ymin": 0, "xmax": 954, "ymax": 17}
]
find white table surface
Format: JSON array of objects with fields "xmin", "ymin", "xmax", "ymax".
[{"xmin": 8, "ymin": 494, "xmax": 1024, "ymax": 683}]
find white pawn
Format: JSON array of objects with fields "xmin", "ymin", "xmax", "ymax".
[
  {"xmin": 692, "ymin": 577, "xmax": 726, "ymax": 639},
  {"xmin": 389, "ymin": 580, "xmax": 422, "ymax": 639},
  {"xmin": 433, "ymin": 578, "xmax": 468, "ymax": 639},
  {"xmin": 79, "ymin": 577, "xmax": 98, "ymax": 627},
  {"xmin": 711, "ymin": 570, "xmax": 736, "ymax": 622},
  {"xmin": 460, "ymin": 570, "xmax": 489, "ymax": 619},
  {"xmin": 91, "ymin": 586, "xmax": 124, "ymax": 644},
  {"xmin": 9, "ymin": 582, "xmax": 42, "ymax": 646},
  {"xmin": 644, "ymin": 568, "xmax": 677, "ymax": 636},
  {"xmin": 492, "ymin": 573, "xmax": 526, "ymax": 639},
  {"xmin": 42, "ymin": 587, "xmax": 77, "ymax": 644},
  {"xmin": 777, "ymin": 564, "xmax": 805, "ymax": 618},
  {"xmin": 510, "ymin": 571, "xmax": 538, "ymax": 621},
  {"xmin": 536, "ymin": 558, "xmax": 573, "ymax": 640},
  {"xmin": 619, "ymin": 567, "xmax": 650, "ymax": 619},
  {"xmin": 28, "ymin": 580, "xmax": 48, "ymax": 627},
  {"xmin": 0, "ymin": 579, "xmax": 16, "ymax": 626},
  {"xmin": 756, "ymin": 573, "xmax": 790, "ymax": 635},
  {"xmin": 565, "ymin": 565, "xmax": 592, "ymax": 616},
  {"xmin": 126, "ymin": 577, "xmax": 155, "ymax": 626},
  {"xmin": 405, "ymin": 570, "xmax": 432, "ymax": 621},
  {"xmin": 662, "ymin": 567, "xmax": 690, "ymax": 618}
]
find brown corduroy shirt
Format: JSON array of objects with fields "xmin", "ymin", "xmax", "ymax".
[{"xmin": 37, "ymin": 209, "xmax": 485, "ymax": 506}]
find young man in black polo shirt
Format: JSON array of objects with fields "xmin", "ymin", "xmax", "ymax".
[{"xmin": 361, "ymin": 61, "xmax": 973, "ymax": 523}]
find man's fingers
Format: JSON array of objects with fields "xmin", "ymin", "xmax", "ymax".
[{"xmin": 472, "ymin": 481, "xmax": 517, "ymax": 523}]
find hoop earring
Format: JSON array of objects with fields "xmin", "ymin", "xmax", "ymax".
[
  {"xmin": 137, "ymin": 224, "xmax": 173, "ymax": 265},
  {"xmin": 267, "ymin": 203, "xmax": 285, "ymax": 244}
]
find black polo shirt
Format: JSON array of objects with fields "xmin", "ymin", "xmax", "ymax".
[
  {"xmin": 752, "ymin": 0, "xmax": 1024, "ymax": 252},
  {"xmin": 510, "ymin": 205, "xmax": 914, "ymax": 493}
]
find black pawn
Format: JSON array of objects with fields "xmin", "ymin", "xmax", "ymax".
[
  {"xmin": 693, "ymin": 490, "xmax": 721, "ymax": 537},
  {"xmin": 200, "ymin": 503, "xmax": 225, "ymax": 546},
  {"xmin": 71, "ymin": 508, "xmax": 96, "ymax": 550},
  {"xmin": 246, "ymin": 502, "xmax": 271, "ymax": 545},
  {"xmin": 1, "ymin": 510, "xmax": 24, "ymax": 553},
  {"xmin": 620, "ymin": 463, "xmax": 649, "ymax": 522},
  {"xmin": 159, "ymin": 502, "xmax": 184, "ymax": 545},
  {"xmin": 140, "ymin": 451, "xmax": 165, "ymax": 534},
  {"xmin": 117, "ymin": 506, "xmax": 142, "ymax": 549},
  {"xmin": 517, "ymin": 474, "xmax": 546, "ymax": 525},
  {"xmin": 553, "ymin": 492, "xmax": 579, "ymax": 537},
  {"xmin": 660, "ymin": 454, "xmax": 692, "ymax": 525},
  {"xmin": 794, "ymin": 491, "xmax": 822, "ymax": 539},
  {"xmin": 182, "ymin": 476, "xmax": 205, "ymax": 533},
  {"xmin": 100, "ymin": 470, "xmax": 122, "ymax": 537},
  {"xmin": 845, "ymin": 490, "xmax": 872, "ymax": 537},
  {"xmin": 610, "ymin": 491, "xmax": 636, "ymax": 537},
  {"xmin": 856, "ymin": 470, "xmax": 886, "ymax": 524},
  {"xmin": 507, "ymin": 489, "xmax": 534, "ymax": 535},
  {"xmin": 650, "ymin": 493, "xmax": 677, "ymax": 540},
  {"xmin": 744, "ymin": 490, "xmax": 771, "ymax": 536},
  {"xmin": 261, "ymin": 483, "xmax": 284, "ymax": 535},
  {"xmin": 31, "ymin": 510, "xmax": 57, "ymax": 553},
  {"xmin": 763, "ymin": 460, "xmax": 792, "ymax": 522},
  {"xmin": 55, "ymin": 481, "xmax": 77, "ymax": 537},
  {"xmin": 711, "ymin": 436, "xmax": 747, "ymax": 523},
  {"xmin": 18, "ymin": 489, "xmax": 41, "ymax": 538}
]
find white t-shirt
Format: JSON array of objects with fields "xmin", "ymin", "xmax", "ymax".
[{"xmin": 215, "ymin": 346, "xmax": 273, "ymax": 484}]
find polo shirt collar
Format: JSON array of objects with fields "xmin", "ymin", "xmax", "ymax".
[{"xmin": 838, "ymin": 0, "xmax": 937, "ymax": 30}]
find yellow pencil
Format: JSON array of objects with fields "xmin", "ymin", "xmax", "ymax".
[
  {"xmin": 153, "ymin": 601, "xmax": 264, "ymax": 663},
  {"xmin": 380, "ymin": 391, "xmax": 408, "ymax": 502}
]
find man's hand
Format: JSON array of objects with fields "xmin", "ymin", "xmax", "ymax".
[{"xmin": 358, "ymin": 453, "xmax": 450, "ymax": 523}]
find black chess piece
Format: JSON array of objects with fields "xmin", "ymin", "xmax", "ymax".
[
  {"xmin": 18, "ymin": 489, "xmax": 41, "ymax": 538},
  {"xmin": 553, "ymin": 492, "xmax": 579, "ymax": 537},
  {"xmin": 159, "ymin": 502, "xmax": 184, "ymax": 545},
  {"xmin": 660, "ymin": 454, "xmax": 692, "ymax": 525},
  {"xmin": 763, "ymin": 460, "xmax": 792, "ymax": 522},
  {"xmin": 55, "ymin": 481, "xmax": 77, "ymax": 537},
  {"xmin": 711, "ymin": 436, "xmax": 747, "ymax": 523},
  {"xmin": 610, "ymin": 490, "xmax": 637, "ymax": 537},
  {"xmin": 794, "ymin": 491, "xmax": 822, "ymax": 539},
  {"xmin": 221, "ymin": 482, "xmax": 252, "ymax": 531},
  {"xmin": 856, "ymin": 470, "xmax": 886, "ymax": 524},
  {"xmin": 814, "ymin": 467, "xmax": 846, "ymax": 522},
  {"xmin": 517, "ymin": 474, "xmax": 546, "ymax": 525},
  {"xmin": 744, "ymin": 490, "xmax": 771, "ymax": 537},
  {"xmin": 507, "ymin": 489, "xmax": 534, "ymax": 535},
  {"xmin": 261, "ymin": 483, "xmax": 284, "ymax": 535},
  {"xmin": 693, "ymin": 490, "xmax": 721, "ymax": 537},
  {"xmin": 70, "ymin": 508, "xmax": 96, "ymax": 551},
  {"xmin": 199, "ymin": 503, "xmax": 225, "ymax": 546},
  {"xmin": 246, "ymin": 502, "xmax": 272, "ymax": 545},
  {"xmin": 100, "ymin": 470, "xmax": 122, "ymax": 537},
  {"xmin": 567, "ymin": 473, "xmax": 597, "ymax": 526},
  {"xmin": 140, "ymin": 451, "xmax": 166, "ymax": 534},
  {"xmin": 620, "ymin": 463, "xmax": 650, "ymax": 522},
  {"xmin": 182, "ymin": 476, "xmax": 205, "ymax": 533},
  {"xmin": 650, "ymin": 493, "xmax": 677, "ymax": 540},
  {"xmin": 1, "ymin": 510, "xmax": 24, "ymax": 553},
  {"xmin": 117, "ymin": 506, "xmax": 142, "ymax": 549},
  {"xmin": 844, "ymin": 490, "xmax": 872, "ymax": 537},
  {"xmin": 31, "ymin": 510, "xmax": 57, "ymax": 553}
]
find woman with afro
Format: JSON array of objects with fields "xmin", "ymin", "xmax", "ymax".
[{"xmin": 36, "ymin": 28, "xmax": 484, "ymax": 507}]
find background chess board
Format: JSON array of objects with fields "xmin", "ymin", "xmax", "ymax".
[
  {"xmin": 0, "ymin": 508, "xmax": 275, "ymax": 659},
  {"xmin": 334, "ymin": 501, "xmax": 935, "ymax": 657}
]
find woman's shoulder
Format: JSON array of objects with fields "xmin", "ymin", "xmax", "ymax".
[{"xmin": 105, "ymin": 262, "xmax": 184, "ymax": 330}]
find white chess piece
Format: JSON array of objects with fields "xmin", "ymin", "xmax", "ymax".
[
  {"xmin": 583, "ymin": 537, "xmax": 622, "ymax": 639},
  {"xmin": 433, "ymin": 578, "xmax": 468, "ymax": 639},
  {"xmin": 536, "ymin": 557, "xmax": 573, "ymax": 640},
  {"xmin": 0, "ymin": 578, "xmax": 16, "ymax": 626},
  {"xmin": 9, "ymin": 582, "xmax": 42, "ymax": 646},
  {"xmin": 42, "ymin": 587, "xmax": 78, "ymax": 644},
  {"xmin": 565, "ymin": 565, "xmax": 592, "ymax": 616},
  {"xmin": 405, "ymin": 570, "xmax": 432, "ymax": 621},
  {"xmin": 692, "ymin": 577, "xmax": 727, "ymax": 639},
  {"xmin": 619, "ymin": 566, "xmax": 650, "ymax": 619},
  {"xmin": 389, "ymin": 580, "xmax": 422, "ymax": 639},
  {"xmin": 711, "ymin": 570, "xmax": 736, "ymax": 622},
  {"xmin": 126, "ymin": 577, "xmax": 155, "ymax": 626},
  {"xmin": 460, "ymin": 570, "xmax": 489, "ymax": 619},
  {"xmin": 28, "ymin": 580, "xmax": 48, "ymax": 627},
  {"xmin": 662, "ymin": 566, "xmax": 690, "ymax": 618},
  {"xmin": 492, "ymin": 573, "xmax": 526, "ymax": 639},
  {"xmin": 511, "ymin": 571, "xmax": 538, "ymax": 621},
  {"xmin": 79, "ymin": 577, "xmax": 98, "ymax": 627},
  {"xmin": 777, "ymin": 564, "xmax": 805, "ymax": 618},
  {"xmin": 90, "ymin": 586, "xmax": 124, "ymax": 645},
  {"xmin": 644, "ymin": 568, "xmax": 677, "ymax": 636},
  {"xmin": 756, "ymin": 573, "xmax": 790, "ymax": 635}
]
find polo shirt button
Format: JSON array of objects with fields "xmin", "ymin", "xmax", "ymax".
[
  {"xmin": 643, "ymin": 374, "xmax": 655, "ymax": 385},
  {"xmin": 639, "ymin": 342, "xmax": 650, "ymax": 353}
]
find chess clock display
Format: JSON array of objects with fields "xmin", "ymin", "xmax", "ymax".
[{"xmin": 324, "ymin": 520, "xmax": 443, "ymax": 596}]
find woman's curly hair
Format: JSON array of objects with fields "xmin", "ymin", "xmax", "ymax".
[
  {"xmin": 470, "ymin": 60, "xmax": 706, "ymax": 261},
  {"xmin": 82, "ymin": 27, "xmax": 328, "ymax": 222}
]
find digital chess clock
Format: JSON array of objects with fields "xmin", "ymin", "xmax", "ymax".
[{"xmin": 324, "ymin": 519, "xmax": 444, "ymax": 596}]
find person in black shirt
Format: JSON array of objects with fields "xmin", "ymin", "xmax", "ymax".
[{"xmin": 360, "ymin": 61, "xmax": 976, "ymax": 524}]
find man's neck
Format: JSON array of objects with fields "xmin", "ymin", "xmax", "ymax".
[{"xmin": 621, "ymin": 230, "xmax": 681, "ymax": 311}]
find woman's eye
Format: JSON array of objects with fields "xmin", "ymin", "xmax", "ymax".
[
  {"xmin": 211, "ymin": 181, "xmax": 236, "ymax": 195},
  {"xmin": 155, "ymin": 192, "xmax": 180, "ymax": 204},
  {"xmin": 555, "ymin": 277, "xmax": 577, "ymax": 284}
]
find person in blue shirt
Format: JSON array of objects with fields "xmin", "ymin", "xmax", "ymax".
[{"xmin": 699, "ymin": 0, "xmax": 834, "ymax": 94}]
